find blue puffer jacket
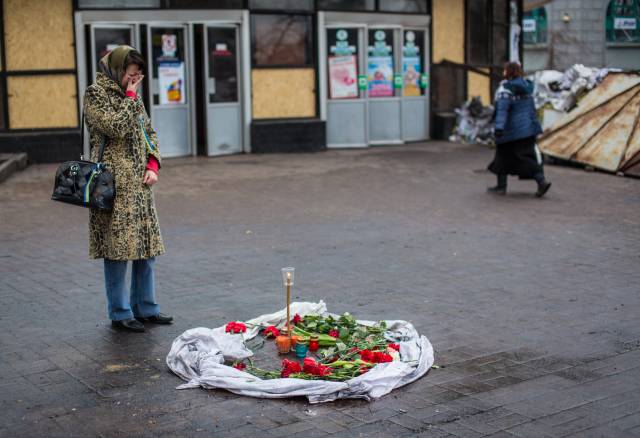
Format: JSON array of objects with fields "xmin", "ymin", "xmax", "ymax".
[{"xmin": 493, "ymin": 78, "xmax": 542, "ymax": 145}]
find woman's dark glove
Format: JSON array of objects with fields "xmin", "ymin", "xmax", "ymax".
[{"xmin": 494, "ymin": 129, "xmax": 504, "ymax": 138}]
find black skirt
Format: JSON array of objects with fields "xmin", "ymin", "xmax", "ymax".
[{"xmin": 488, "ymin": 136, "xmax": 543, "ymax": 179}]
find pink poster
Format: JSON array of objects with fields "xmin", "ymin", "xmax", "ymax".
[{"xmin": 328, "ymin": 55, "xmax": 358, "ymax": 99}]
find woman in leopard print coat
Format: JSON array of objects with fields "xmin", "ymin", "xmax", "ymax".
[{"xmin": 84, "ymin": 45, "xmax": 172, "ymax": 332}]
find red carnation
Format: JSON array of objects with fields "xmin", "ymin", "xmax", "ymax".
[
  {"xmin": 262, "ymin": 326, "xmax": 280, "ymax": 338},
  {"xmin": 281, "ymin": 359, "xmax": 302, "ymax": 378},
  {"xmin": 374, "ymin": 352, "xmax": 393, "ymax": 363},
  {"xmin": 359, "ymin": 349, "xmax": 374, "ymax": 362},
  {"xmin": 303, "ymin": 357, "xmax": 317, "ymax": 374},
  {"xmin": 328, "ymin": 329, "xmax": 339, "ymax": 338},
  {"xmin": 389, "ymin": 343, "xmax": 400, "ymax": 352},
  {"xmin": 225, "ymin": 322, "xmax": 247, "ymax": 334},
  {"xmin": 292, "ymin": 314, "xmax": 302, "ymax": 325},
  {"xmin": 232, "ymin": 362, "xmax": 246, "ymax": 371}
]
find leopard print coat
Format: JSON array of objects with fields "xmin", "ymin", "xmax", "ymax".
[{"xmin": 84, "ymin": 73, "xmax": 165, "ymax": 260}]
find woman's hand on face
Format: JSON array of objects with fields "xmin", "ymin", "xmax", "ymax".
[
  {"xmin": 127, "ymin": 74, "xmax": 144, "ymax": 94},
  {"xmin": 143, "ymin": 170, "xmax": 158, "ymax": 186}
]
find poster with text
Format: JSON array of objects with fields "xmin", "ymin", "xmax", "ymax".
[
  {"xmin": 328, "ymin": 55, "xmax": 358, "ymax": 99},
  {"xmin": 159, "ymin": 62, "xmax": 185, "ymax": 105},
  {"xmin": 402, "ymin": 56, "xmax": 421, "ymax": 97},
  {"xmin": 367, "ymin": 56, "xmax": 393, "ymax": 97}
]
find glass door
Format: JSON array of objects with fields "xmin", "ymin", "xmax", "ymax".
[
  {"xmin": 325, "ymin": 26, "xmax": 367, "ymax": 148},
  {"xmin": 401, "ymin": 28, "xmax": 429, "ymax": 141},
  {"xmin": 366, "ymin": 27, "xmax": 402, "ymax": 144},
  {"xmin": 204, "ymin": 25, "xmax": 242, "ymax": 156},
  {"xmin": 148, "ymin": 25, "xmax": 192, "ymax": 157}
]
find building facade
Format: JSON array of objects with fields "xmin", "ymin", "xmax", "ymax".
[
  {"xmin": 0, "ymin": 0, "xmax": 521, "ymax": 162},
  {"xmin": 523, "ymin": 0, "xmax": 640, "ymax": 72}
]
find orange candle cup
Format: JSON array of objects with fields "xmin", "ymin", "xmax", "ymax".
[{"xmin": 276, "ymin": 335, "xmax": 292, "ymax": 354}]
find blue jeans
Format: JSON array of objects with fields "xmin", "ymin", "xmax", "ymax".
[{"xmin": 104, "ymin": 258, "xmax": 160, "ymax": 321}]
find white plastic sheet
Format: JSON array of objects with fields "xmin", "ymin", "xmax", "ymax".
[{"xmin": 166, "ymin": 301, "xmax": 434, "ymax": 403}]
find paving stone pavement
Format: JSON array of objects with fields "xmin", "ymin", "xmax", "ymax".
[{"xmin": 1, "ymin": 141, "xmax": 639, "ymax": 437}]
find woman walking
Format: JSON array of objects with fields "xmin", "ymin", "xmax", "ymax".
[
  {"xmin": 488, "ymin": 62, "xmax": 551, "ymax": 197},
  {"xmin": 85, "ymin": 45, "xmax": 172, "ymax": 332}
]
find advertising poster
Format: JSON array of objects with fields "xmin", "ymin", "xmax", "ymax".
[
  {"xmin": 402, "ymin": 56, "xmax": 421, "ymax": 97},
  {"xmin": 328, "ymin": 55, "xmax": 358, "ymax": 99},
  {"xmin": 161, "ymin": 34, "xmax": 177, "ymax": 58},
  {"xmin": 367, "ymin": 56, "xmax": 393, "ymax": 97},
  {"xmin": 158, "ymin": 62, "xmax": 185, "ymax": 105}
]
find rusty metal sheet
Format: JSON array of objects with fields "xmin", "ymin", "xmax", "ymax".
[
  {"xmin": 542, "ymin": 73, "xmax": 640, "ymax": 136},
  {"xmin": 622, "ymin": 107, "xmax": 640, "ymax": 167},
  {"xmin": 538, "ymin": 86, "xmax": 637, "ymax": 160},
  {"xmin": 573, "ymin": 89, "xmax": 640, "ymax": 171}
]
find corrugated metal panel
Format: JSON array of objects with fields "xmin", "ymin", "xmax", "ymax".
[
  {"xmin": 573, "ymin": 89, "xmax": 640, "ymax": 171},
  {"xmin": 538, "ymin": 86, "xmax": 636, "ymax": 159},
  {"xmin": 541, "ymin": 74, "xmax": 640, "ymax": 135}
]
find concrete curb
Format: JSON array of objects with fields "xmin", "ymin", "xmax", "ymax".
[{"xmin": 0, "ymin": 153, "xmax": 28, "ymax": 183}]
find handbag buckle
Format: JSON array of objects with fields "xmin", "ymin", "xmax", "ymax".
[{"xmin": 69, "ymin": 164, "xmax": 80, "ymax": 176}]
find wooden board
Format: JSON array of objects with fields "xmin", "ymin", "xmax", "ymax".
[
  {"xmin": 252, "ymin": 68, "xmax": 316, "ymax": 119},
  {"xmin": 432, "ymin": 0, "xmax": 464, "ymax": 64},
  {"xmin": 4, "ymin": 0, "xmax": 76, "ymax": 71},
  {"xmin": 467, "ymin": 70, "xmax": 490, "ymax": 104},
  {"xmin": 8, "ymin": 75, "xmax": 78, "ymax": 129}
]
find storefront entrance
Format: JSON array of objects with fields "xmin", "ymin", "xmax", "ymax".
[
  {"xmin": 77, "ymin": 10, "xmax": 249, "ymax": 159},
  {"xmin": 320, "ymin": 13, "xmax": 430, "ymax": 148}
]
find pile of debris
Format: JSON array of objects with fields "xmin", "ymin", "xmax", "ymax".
[
  {"xmin": 448, "ymin": 97, "xmax": 495, "ymax": 145},
  {"xmin": 532, "ymin": 64, "xmax": 616, "ymax": 113}
]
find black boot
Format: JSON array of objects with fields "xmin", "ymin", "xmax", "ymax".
[
  {"xmin": 534, "ymin": 173, "xmax": 552, "ymax": 198},
  {"xmin": 488, "ymin": 174, "xmax": 507, "ymax": 195},
  {"xmin": 136, "ymin": 313, "xmax": 174, "ymax": 324},
  {"xmin": 112, "ymin": 318, "xmax": 145, "ymax": 332}
]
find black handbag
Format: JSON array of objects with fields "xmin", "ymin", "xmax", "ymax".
[{"xmin": 51, "ymin": 114, "xmax": 115, "ymax": 211}]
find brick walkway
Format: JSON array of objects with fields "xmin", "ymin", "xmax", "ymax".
[{"xmin": 1, "ymin": 142, "xmax": 639, "ymax": 437}]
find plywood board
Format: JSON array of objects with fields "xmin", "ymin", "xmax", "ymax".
[
  {"xmin": 538, "ymin": 86, "xmax": 637, "ymax": 160},
  {"xmin": 252, "ymin": 68, "xmax": 316, "ymax": 119},
  {"xmin": 8, "ymin": 75, "xmax": 78, "ymax": 129},
  {"xmin": 543, "ymin": 74, "xmax": 640, "ymax": 135},
  {"xmin": 432, "ymin": 0, "xmax": 464, "ymax": 63},
  {"xmin": 622, "ymin": 106, "xmax": 640, "ymax": 166},
  {"xmin": 4, "ymin": 0, "xmax": 76, "ymax": 71},
  {"xmin": 467, "ymin": 70, "xmax": 490, "ymax": 104},
  {"xmin": 574, "ymin": 90, "xmax": 640, "ymax": 171}
]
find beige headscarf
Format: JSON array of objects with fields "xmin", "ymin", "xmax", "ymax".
[{"xmin": 98, "ymin": 45, "xmax": 135, "ymax": 87}]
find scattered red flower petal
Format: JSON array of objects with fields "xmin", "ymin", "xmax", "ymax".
[{"xmin": 328, "ymin": 329, "xmax": 340, "ymax": 338}]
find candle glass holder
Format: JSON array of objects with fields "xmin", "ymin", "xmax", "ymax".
[{"xmin": 295, "ymin": 341, "xmax": 308, "ymax": 359}]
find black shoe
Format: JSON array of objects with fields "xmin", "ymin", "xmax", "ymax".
[
  {"xmin": 111, "ymin": 318, "xmax": 145, "ymax": 333},
  {"xmin": 136, "ymin": 313, "xmax": 174, "ymax": 324},
  {"xmin": 487, "ymin": 185, "xmax": 506, "ymax": 195},
  {"xmin": 535, "ymin": 181, "xmax": 552, "ymax": 198}
]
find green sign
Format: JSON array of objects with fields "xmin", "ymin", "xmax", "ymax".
[
  {"xmin": 393, "ymin": 73, "xmax": 403, "ymax": 89},
  {"xmin": 358, "ymin": 75, "xmax": 367, "ymax": 90},
  {"xmin": 420, "ymin": 73, "xmax": 429, "ymax": 88}
]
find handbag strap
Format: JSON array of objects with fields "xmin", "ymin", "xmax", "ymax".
[{"xmin": 81, "ymin": 112, "xmax": 107, "ymax": 163}]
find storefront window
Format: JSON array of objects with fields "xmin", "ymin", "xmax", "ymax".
[
  {"xmin": 317, "ymin": 0, "xmax": 375, "ymax": 11},
  {"xmin": 251, "ymin": 14, "xmax": 313, "ymax": 67},
  {"xmin": 327, "ymin": 28, "xmax": 360, "ymax": 100},
  {"xmin": 78, "ymin": 0, "xmax": 160, "ymax": 7},
  {"xmin": 367, "ymin": 29, "xmax": 395, "ymax": 98},
  {"xmin": 606, "ymin": 0, "xmax": 640, "ymax": 43},
  {"xmin": 379, "ymin": 0, "xmax": 428, "ymax": 13},
  {"xmin": 249, "ymin": 0, "xmax": 314, "ymax": 10},
  {"xmin": 208, "ymin": 27, "xmax": 238, "ymax": 103},
  {"xmin": 402, "ymin": 30, "xmax": 426, "ymax": 97},
  {"xmin": 523, "ymin": 7, "xmax": 548, "ymax": 45}
]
